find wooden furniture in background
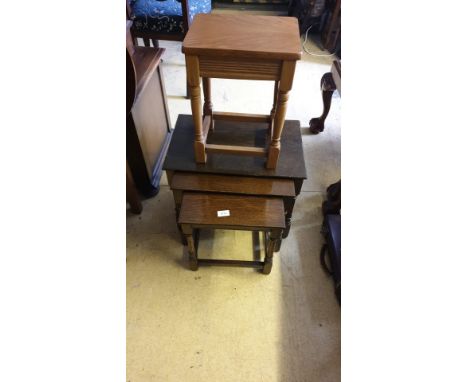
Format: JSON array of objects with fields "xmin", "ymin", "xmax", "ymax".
[
  {"xmin": 127, "ymin": 0, "xmax": 211, "ymax": 47},
  {"xmin": 309, "ymin": 60, "xmax": 340, "ymax": 134},
  {"xmin": 127, "ymin": 22, "xmax": 172, "ymax": 198},
  {"xmin": 179, "ymin": 193, "xmax": 285, "ymax": 274},
  {"xmin": 163, "ymin": 114, "xmax": 307, "ymax": 271},
  {"xmin": 127, "ymin": 0, "xmax": 211, "ymax": 97},
  {"xmin": 182, "ymin": 14, "xmax": 302, "ymax": 169},
  {"xmin": 288, "ymin": 0, "xmax": 327, "ymax": 35},
  {"xmin": 321, "ymin": 0, "xmax": 340, "ymax": 54},
  {"xmin": 126, "ymin": 161, "xmax": 143, "ymax": 214},
  {"xmin": 126, "ymin": 46, "xmax": 143, "ymax": 214}
]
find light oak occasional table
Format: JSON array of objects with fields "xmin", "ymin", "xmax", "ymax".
[{"xmin": 182, "ymin": 14, "xmax": 302, "ymax": 169}]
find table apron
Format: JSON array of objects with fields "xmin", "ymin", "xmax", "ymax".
[{"xmin": 198, "ymin": 56, "xmax": 282, "ymax": 81}]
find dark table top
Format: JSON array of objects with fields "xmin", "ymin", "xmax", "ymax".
[{"xmin": 163, "ymin": 114, "xmax": 307, "ymax": 180}]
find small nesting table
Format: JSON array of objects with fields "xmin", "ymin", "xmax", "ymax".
[
  {"xmin": 182, "ymin": 14, "xmax": 302, "ymax": 169},
  {"xmin": 163, "ymin": 115, "xmax": 307, "ymax": 273},
  {"xmin": 178, "ymin": 193, "xmax": 285, "ymax": 274}
]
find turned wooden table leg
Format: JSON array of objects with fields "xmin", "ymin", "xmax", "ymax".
[
  {"xmin": 309, "ymin": 72, "xmax": 336, "ymax": 134},
  {"xmin": 172, "ymin": 190, "xmax": 187, "ymax": 245},
  {"xmin": 186, "ymin": 79, "xmax": 190, "ymax": 99},
  {"xmin": 267, "ymin": 61, "xmax": 296, "ymax": 169},
  {"xmin": 202, "ymin": 77, "xmax": 214, "ymax": 131},
  {"xmin": 263, "ymin": 229, "xmax": 282, "ymax": 274},
  {"xmin": 282, "ymin": 196, "xmax": 296, "ymax": 239},
  {"xmin": 182, "ymin": 224, "xmax": 198, "ymax": 271},
  {"xmin": 282, "ymin": 179, "xmax": 303, "ymax": 239},
  {"xmin": 269, "ymin": 80, "xmax": 279, "ymax": 135},
  {"xmin": 274, "ymin": 237, "xmax": 283, "ymax": 252},
  {"xmin": 186, "ymin": 56, "xmax": 206, "ymax": 163}
]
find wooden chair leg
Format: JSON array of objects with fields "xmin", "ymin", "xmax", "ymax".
[
  {"xmin": 309, "ymin": 72, "xmax": 336, "ymax": 134},
  {"xmin": 143, "ymin": 38, "xmax": 151, "ymax": 47},
  {"xmin": 151, "ymin": 39, "xmax": 159, "ymax": 48}
]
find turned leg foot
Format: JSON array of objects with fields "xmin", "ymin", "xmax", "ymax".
[{"xmin": 309, "ymin": 118, "xmax": 325, "ymax": 134}]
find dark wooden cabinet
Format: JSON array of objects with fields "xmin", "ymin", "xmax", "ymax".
[{"xmin": 127, "ymin": 23, "xmax": 172, "ymax": 198}]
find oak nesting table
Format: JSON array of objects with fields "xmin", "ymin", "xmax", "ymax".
[
  {"xmin": 182, "ymin": 14, "xmax": 302, "ymax": 169},
  {"xmin": 163, "ymin": 115, "xmax": 307, "ymax": 274}
]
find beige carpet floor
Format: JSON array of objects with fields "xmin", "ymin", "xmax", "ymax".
[{"xmin": 127, "ymin": 11, "xmax": 341, "ymax": 381}]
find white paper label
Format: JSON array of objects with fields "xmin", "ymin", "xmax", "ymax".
[{"xmin": 217, "ymin": 210, "xmax": 230, "ymax": 217}]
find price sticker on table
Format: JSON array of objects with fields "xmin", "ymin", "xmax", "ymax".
[{"xmin": 217, "ymin": 210, "xmax": 230, "ymax": 217}]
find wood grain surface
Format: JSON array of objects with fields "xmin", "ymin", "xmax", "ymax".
[
  {"xmin": 132, "ymin": 47, "xmax": 164, "ymax": 102},
  {"xmin": 199, "ymin": 56, "xmax": 282, "ymax": 80},
  {"xmin": 178, "ymin": 193, "xmax": 286, "ymax": 229},
  {"xmin": 170, "ymin": 172, "xmax": 296, "ymax": 197},
  {"xmin": 163, "ymin": 115, "xmax": 307, "ymax": 180},
  {"xmin": 182, "ymin": 14, "xmax": 302, "ymax": 60}
]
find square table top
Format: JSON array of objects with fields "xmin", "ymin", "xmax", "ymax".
[
  {"xmin": 182, "ymin": 14, "xmax": 302, "ymax": 61},
  {"xmin": 163, "ymin": 114, "xmax": 307, "ymax": 180}
]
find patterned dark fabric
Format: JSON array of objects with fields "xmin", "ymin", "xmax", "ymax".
[{"xmin": 131, "ymin": 0, "xmax": 211, "ymax": 35}]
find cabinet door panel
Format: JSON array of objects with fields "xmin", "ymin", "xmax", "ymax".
[{"xmin": 131, "ymin": 68, "xmax": 170, "ymax": 177}]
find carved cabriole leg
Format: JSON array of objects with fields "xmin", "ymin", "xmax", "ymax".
[
  {"xmin": 181, "ymin": 224, "xmax": 198, "ymax": 271},
  {"xmin": 266, "ymin": 61, "xmax": 296, "ymax": 169},
  {"xmin": 263, "ymin": 229, "xmax": 282, "ymax": 275},
  {"xmin": 186, "ymin": 55, "xmax": 206, "ymax": 163},
  {"xmin": 309, "ymin": 72, "xmax": 336, "ymax": 134},
  {"xmin": 202, "ymin": 77, "xmax": 214, "ymax": 131}
]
